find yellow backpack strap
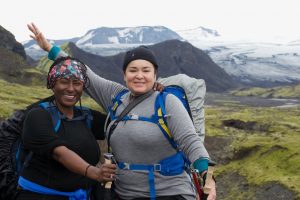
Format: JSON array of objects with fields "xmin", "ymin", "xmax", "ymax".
[{"xmin": 155, "ymin": 92, "xmax": 178, "ymax": 149}]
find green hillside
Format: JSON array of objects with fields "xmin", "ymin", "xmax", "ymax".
[
  {"xmin": 206, "ymin": 105, "xmax": 300, "ymax": 199},
  {"xmin": 232, "ymin": 84, "xmax": 300, "ymax": 98},
  {"xmin": 0, "ymin": 79, "xmax": 103, "ymax": 119}
]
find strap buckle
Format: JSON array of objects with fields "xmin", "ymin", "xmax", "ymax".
[
  {"xmin": 154, "ymin": 164, "xmax": 161, "ymax": 171},
  {"xmin": 123, "ymin": 163, "xmax": 130, "ymax": 170},
  {"xmin": 130, "ymin": 114, "xmax": 139, "ymax": 120}
]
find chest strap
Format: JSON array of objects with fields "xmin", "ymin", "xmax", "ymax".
[{"xmin": 18, "ymin": 176, "xmax": 90, "ymax": 200}]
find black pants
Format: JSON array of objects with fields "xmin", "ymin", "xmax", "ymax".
[{"xmin": 117, "ymin": 195, "xmax": 186, "ymax": 200}]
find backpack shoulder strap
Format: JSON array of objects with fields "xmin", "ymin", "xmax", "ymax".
[
  {"xmin": 108, "ymin": 89, "xmax": 129, "ymax": 120},
  {"xmin": 75, "ymin": 106, "xmax": 93, "ymax": 129},
  {"xmin": 39, "ymin": 102, "xmax": 61, "ymax": 133},
  {"xmin": 162, "ymin": 85, "xmax": 193, "ymax": 120},
  {"xmin": 155, "ymin": 92, "xmax": 178, "ymax": 149},
  {"xmin": 155, "ymin": 85, "xmax": 194, "ymax": 150}
]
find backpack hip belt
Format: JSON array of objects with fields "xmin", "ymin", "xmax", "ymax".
[
  {"xmin": 18, "ymin": 176, "xmax": 90, "ymax": 200},
  {"xmin": 117, "ymin": 151, "xmax": 186, "ymax": 200}
]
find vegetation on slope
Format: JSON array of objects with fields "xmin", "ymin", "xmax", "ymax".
[
  {"xmin": 231, "ymin": 84, "xmax": 300, "ymax": 98},
  {"xmin": 206, "ymin": 105, "xmax": 300, "ymax": 198}
]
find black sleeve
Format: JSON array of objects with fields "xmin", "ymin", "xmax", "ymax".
[
  {"xmin": 22, "ymin": 108, "xmax": 67, "ymax": 156},
  {"xmin": 90, "ymin": 110, "xmax": 107, "ymax": 140}
]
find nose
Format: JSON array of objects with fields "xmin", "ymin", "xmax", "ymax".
[
  {"xmin": 66, "ymin": 82, "xmax": 75, "ymax": 92},
  {"xmin": 135, "ymin": 71, "xmax": 143, "ymax": 79}
]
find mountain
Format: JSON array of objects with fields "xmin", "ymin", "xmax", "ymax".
[
  {"xmin": 177, "ymin": 26, "xmax": 220, "ymax": 42},
  {"xmin": 0, "ymin": 25, "xmax": 45, "ymax": 85},
  {"xmin": 76, "ymin": 26, "xmax": 182, "ymax": 45},
  {"xmin": 36, "ymin": 40, "xmax": 236, "ymax": 92},
  {"xmin": 0, "ymin": 25, "xmax": 28, "ymax": 73},
  {"xmin": 193, "ymin": 41, "xmax": 300, "ymax": 87},
  {"xmin": 22, "ymin": 25, "xmax": 300, "ymax": 87},
  {"xmin": 23, "ymin": 26, "xmax": 182, "ymax": 59},
  {"xmin": 22, "ymin": 37, "xmax": 79, "ymax": 60},
  {"xmin": 0, "ymin": 25, "xmax": 26, "ymax": 59}
]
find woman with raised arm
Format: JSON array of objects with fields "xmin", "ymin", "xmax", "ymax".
[
  {"xmin": 28, "ymin": 23, "xmax": 216, "ymax": 200},
  {"xmin": 17, "ymin": 56, "xmax": 116, "ymax": 200}
]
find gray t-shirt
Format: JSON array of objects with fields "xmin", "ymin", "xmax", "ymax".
[{"xmin": 84, "ymin": 67, "xmax": 210, "ymax": 200}]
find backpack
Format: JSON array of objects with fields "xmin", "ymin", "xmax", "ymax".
[
  {"xmin": 0, "ymin": 97, "xmax": 93, "ymax": 200},
  {"xmin": 157, "ymin": 74, "xmax": 206, "ymax": 142}
]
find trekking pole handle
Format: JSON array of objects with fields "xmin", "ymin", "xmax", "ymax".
[
  {"xmin": 203, "ymin": 166, "xmax": 215, "ymax": 195},
  {"xmin": 103, "ymin": 153, "xmax": 115, "ymax": 189}
]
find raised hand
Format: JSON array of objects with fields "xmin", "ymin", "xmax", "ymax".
[{"xmin": 27, "ymin": 22, "xmax": 52, "ymax": 52}]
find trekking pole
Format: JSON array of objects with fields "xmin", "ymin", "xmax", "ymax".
[
  {"xmin": 103, "ymin": 153, "xmax": 116, "ymax": 200},
  {"xmin": 191, "ymin": 170, "xmax": 203, "ymax": 200}
]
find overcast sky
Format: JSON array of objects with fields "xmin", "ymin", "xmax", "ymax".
[{"xmin": 1, "ymin": 0, "xmax": 299, "ymax": 42}]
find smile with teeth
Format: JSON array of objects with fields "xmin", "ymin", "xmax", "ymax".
[
  {"xmin": 134, "ymin": 82, "xmax": 145, "ymax": 85},
  {"xmin": 63, "ymin": 94, "xmax": 76, "ymax": 100}
]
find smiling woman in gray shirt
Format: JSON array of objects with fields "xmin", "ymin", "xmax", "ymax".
[{"xmin": 28, "ymin": 23, "xmax": 216, "ymax": 200}]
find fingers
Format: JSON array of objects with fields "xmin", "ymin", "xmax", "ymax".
[
  {"xmin": 27, "ymin": 22, "xmax": 41, "ymax": 37},
  {"xmin": 153, "ymin": 82, "xmax": 158, "ymax": 91},
  {"xmin": 31, "ymin": 23, "xmax": 40, "ymax": 33},
  {"xmin": 207, "ymin": 187, "xmax": 217, "ymax": 200},
  {"xmin": 27, "ymin": 23, "xmax": 39, "ymax": 41},
  {"xmin": 101, "ymin": 163, "xmax": 117, "ymax": 173},
  {"xmin": 98, "ymin": 163, "xmax": 117, "ymax": 182},
  {"xmin": 29, "ymin": 35, "xmax": 36, "ymax": 40}
]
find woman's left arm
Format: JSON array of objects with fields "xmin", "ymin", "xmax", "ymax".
[{"xmin": 164, "ymin": 94, "xmax": 216, "ymax": 200}]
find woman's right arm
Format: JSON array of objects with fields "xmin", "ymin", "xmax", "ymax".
[
  {"xmin": 27, "ymin": 23, "xmax": 126, "ymax": 112},
  {"xmin": 23, "ymin": 108, "xmax": 116, "ymax": 182},
  {"xmin": 52, "ymin": 146, "xmax": 116, "ymax": 182}
]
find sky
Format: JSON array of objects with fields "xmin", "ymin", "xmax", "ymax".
[{"xmin": 1, "ymin": 0, "xmax": 300, "ymax": 43}]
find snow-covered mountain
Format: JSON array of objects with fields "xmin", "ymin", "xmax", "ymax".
[
  {"xmin": 76, "ymin": 26, "xmax": 182, "ymax": 45},
  {"xmin": 176, "ymin": 26, "xmax": 220, "ymax": 42},
  {"xmin": 76, "ymin": 26, "xmax": 182, "ymax": 56},
  {"xmin": 191, "ymin": 40, "xmax": 300, "ymax": 86},
  {"xmin": 22, "ymin": 25, "xmax": 300, "ymax": 87},
  {"xmin": 23, "ymin": 26, "xmax": 182, "ymax": 58}
]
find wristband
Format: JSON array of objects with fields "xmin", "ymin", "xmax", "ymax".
[
  {"xmin": 193, "ymin": 158, "xmax": 208, "ymax": 174},
  {"xmin": 48, "ymin": 45, "xmax": 61, "ymax": 61},
  {"xmin": 84, "ymin": 164, "xmax": 92, "ymax": 177}
]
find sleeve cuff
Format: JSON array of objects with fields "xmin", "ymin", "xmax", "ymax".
[
  {"xmin": 48, "ymin": 45, "xmax": 61, "ymax": 61},
  {"xmin": 193, "ymin": 158, "xmax": 208, "ymax": 173}
]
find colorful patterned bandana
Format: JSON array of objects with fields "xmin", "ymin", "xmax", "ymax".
[{"xmin": 48, "ymin": 59, "xmax": 85, "ymax": 88}]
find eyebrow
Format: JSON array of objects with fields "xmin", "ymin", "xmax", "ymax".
[{"xmin": 128, "ymin": 66, "xmax": 153, "ymax": 69}]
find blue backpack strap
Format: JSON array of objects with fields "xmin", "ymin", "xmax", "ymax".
[
  {"xmin": 162, "ymin": 85, "xmax": 193, "ymax": 120},
  {"xmin": 75, "ymin": 106, "xmax": 93, "ymax": 129},
  {"xmin": 155, "ymin": 92, "xmax": 178, "ymax": 149},
  {"xmin": 18, "ymin": 176, "xmax": 90, "ymax": 199},
  {"xmin": 39, "ymin": 102, "xmax": 61, "ymax": 133},
  {"xmin": 155, "ymin": 87, "xmax": 192, "ymax": 166},
  {"xmin": 108, "ymin": 89, "xmax": 129, "ymax": 120}
]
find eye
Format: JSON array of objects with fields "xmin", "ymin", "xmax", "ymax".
[
  {"xmin": 59, "ymin": 79, "xmax": 69, "ymax": 84},
  {"xmin": 72, "ymin": 79, "xmax": 83, "ymax": 86},
  {"xmin": 128, "ymin": 68, "xmax": 137, "ymax": 72}
]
